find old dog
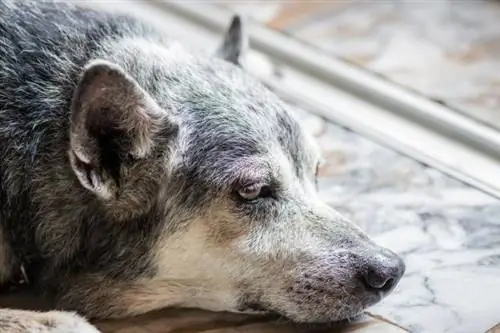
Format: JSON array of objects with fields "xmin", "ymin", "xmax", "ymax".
[{"xmin": 0, "ymin": 0, "xmax": 405, "ymax": 332}]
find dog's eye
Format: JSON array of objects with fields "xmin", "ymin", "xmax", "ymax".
[{"xmin": 238, "ymin": 183, "xmax": 272, "ymax": 201}]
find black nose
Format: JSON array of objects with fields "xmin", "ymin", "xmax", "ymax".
[{"xmin": 362, "ymin": 249, "xmax": 405, "ymax": 294}]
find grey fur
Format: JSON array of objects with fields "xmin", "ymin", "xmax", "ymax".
[{"xmin": 0, "ymin": 1, "xmax": 405, "ymax": 331}]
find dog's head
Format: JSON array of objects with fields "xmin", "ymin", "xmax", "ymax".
[{"xmin": 68, "ymin": 15, "xmax": 404, "ymax": 322}]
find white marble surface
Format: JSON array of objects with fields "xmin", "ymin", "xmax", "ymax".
[{"xmin": 292, "ymin": 107, "xmax": 500, "ymax": 333}]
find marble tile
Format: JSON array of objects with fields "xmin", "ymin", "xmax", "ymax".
[{"xmin": 289, "ymin": 107, "xmax": 500, "ymax": 333}]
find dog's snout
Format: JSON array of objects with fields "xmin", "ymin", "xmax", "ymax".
[{"xmin": 362, "ymin": 249, "xmax": 405, "ymax": 294}]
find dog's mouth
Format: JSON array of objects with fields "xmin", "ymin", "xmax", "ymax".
[
  {"xmin": 236, "ymin": 299, "xmax": 367, "ymax": 324},
  {"xmin": 236, "ymin": 289, "xmax": 376, "ymax": 324},
  {"xmin": 236, "ymin": 302, "xmax": 367, "ymax": 328},
  {"xmin": 236, "ymin": 301, "xmax": 276, "ymax": 315}
]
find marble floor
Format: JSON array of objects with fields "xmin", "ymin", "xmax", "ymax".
[
  {"xmin": 291, "ymin": 105, "xmax": 500, "ymax": 333},
  {"xmin": 220, "ymin": 0, "xmax": 500, "ymax": 131}
]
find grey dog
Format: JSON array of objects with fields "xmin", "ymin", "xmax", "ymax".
[{"xmin": 0, "ymin": 0, "xmax": 405, "ymax": 332}]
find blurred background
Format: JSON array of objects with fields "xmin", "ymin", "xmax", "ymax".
[{"xmin": 221, "ymin": 0, "xmax": 500, "ymax": 128}]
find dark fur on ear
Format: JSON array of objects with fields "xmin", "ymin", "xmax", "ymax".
[
  {"xmin": 69, "ymin": 59, "xmax": 169, "ymax": 199},
  {"xmin": 215, "ymin": 14, "xmax": 248, "ymax": 67}
]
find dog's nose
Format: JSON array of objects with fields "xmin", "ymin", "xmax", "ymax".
[{"xmin": 362, "ymin": 249, "xmax": 405, "ymax": 294}]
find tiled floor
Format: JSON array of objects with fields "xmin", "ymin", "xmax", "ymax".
[{"xmin": 221, "ymin": 1, "xmax": 500, "ymax": 131}]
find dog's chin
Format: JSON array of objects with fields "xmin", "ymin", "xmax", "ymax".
[
  {"xmin": 236, "ymin": 290, "xmax": 381, "ymax": 324},
  {"xmin": 235, "ymin": 302, "xmax": 366, "ymax": 324},
  {"xmin": 284, "ymin": 298, "xmax": 380, "ymax": 324},
  {"xmin": 282, "ymin": 291, "xmax": 385, "ymax": 324},
  {"xmin": 235, "ymin": 302, "xmax": 277, "ymax": 316},
  {"xmin": 283, "ymin": 310, "xmax": 366, "ymax": 325},
  {"xmin": 298, "ymin": 310, "xmax": 366, "ymax": 324}
]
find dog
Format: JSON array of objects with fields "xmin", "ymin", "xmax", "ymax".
[{"xmin": 0, "ymin": 1, "xmax": 405, "ymax": 332}]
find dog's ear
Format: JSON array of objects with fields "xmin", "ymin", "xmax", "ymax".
[
  {"xmin": 215, "ymin": 14, "xmax": 248, "ymax": 67},
  {"xmin": 69, "ymin": 60, "xmax": 171, "ymax": 199}
]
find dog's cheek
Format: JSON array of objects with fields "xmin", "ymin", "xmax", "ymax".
[{"xmin": 153, "ymin": 218, "xmax": 243, "ymax": 283}]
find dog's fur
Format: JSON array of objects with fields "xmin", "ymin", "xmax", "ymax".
[{"xmin": 0, "ymin": 1, "xmax": 405, "ymax": 332}]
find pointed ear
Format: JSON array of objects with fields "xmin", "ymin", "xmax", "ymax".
[
  {"xmin": 215, "ymin": 14, "xmax": 248, "ymax": 67},
  {"xmin": 69, "ymin": 60, "xmax": 171, "ymax": 199}
]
